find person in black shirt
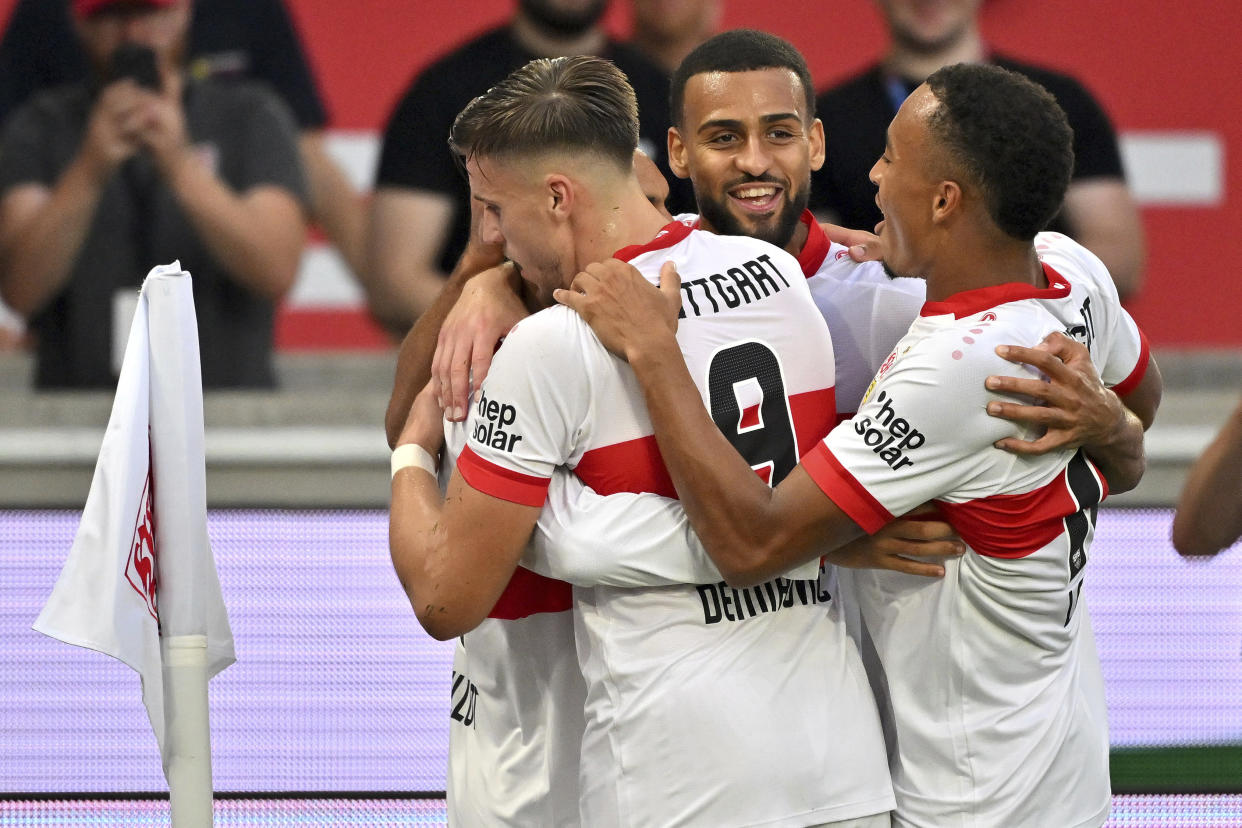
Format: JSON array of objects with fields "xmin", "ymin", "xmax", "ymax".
[
  {"xmin": 0, "ymin": 0, "xmax": 367, "ymax": 284},
  {"xmin": 810, "ymin": 0, "xmax": 1145, "ymax": 299},
  {"xmin": 366, "ymin": 0, "xmax": 692, "ymax": 336}
]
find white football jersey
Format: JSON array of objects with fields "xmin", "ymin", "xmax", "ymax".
[
  {"xmin": 803, "ymin": 232, "xmax": 1149, "ymax": 828},
  {"xmin": 679, "ymin": 211, "xmax": 927, "ymax": 418},
  {"xmin": 795, "ymin": 212, "xmax": 927, "ymax": 417},
  {"xmin": 441, "ymin": 423, "xmax": 584, "ymax": 828},
  {"xmin": 459, "ymin": 222, "xmax": 894, "ymax": 826}
]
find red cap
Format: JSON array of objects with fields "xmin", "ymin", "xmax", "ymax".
[{"xmin": 75, "ymin": 0, "xmax": 176, "ymax": 16}]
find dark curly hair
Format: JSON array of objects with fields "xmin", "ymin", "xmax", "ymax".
[
  {"xmin": 450, "ymin": 55, "xmax": 638, "ymax": 172},
  {"xmin": 924, "ymin": 63, "xmax": 1073, "ymax": 241},
  {"xmin": 670, "ymin": 29, "xmax": 815, "ymax": 129}
]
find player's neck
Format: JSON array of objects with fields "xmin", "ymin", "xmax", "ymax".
[
  {"xmin": 926, "ymin": 237, "xmax": 1043, "ymax": 302},
  {"xmin": 786, "ymin": 218, "xmax": 810, "ymax": 259},
  {"xmin": 573, "ymin": 192, "xmax": 671, "ymax": 278},
  {"xmin": 511, "ymin": 14, "xmax": 608, "ymax": 58},
  {"xmin": 884, "ymin": 28, "xmax": 985, "ymax": 83}
]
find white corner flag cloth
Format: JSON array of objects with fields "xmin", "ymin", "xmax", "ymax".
[{"xmin": 34, "ymin": 261, "xmax": 235, "ymax": 765}]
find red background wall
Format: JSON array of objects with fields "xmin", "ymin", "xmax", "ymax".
[{"xmin": 4, "ymin": 0, "xmax": 1238, "ymax": 347}]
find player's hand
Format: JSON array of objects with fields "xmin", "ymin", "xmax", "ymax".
[
  {"xmin": 820, "ymin": 222, "xmax": 884, "ymax": 262},
  {"xmin": 397, "ymin": 380, "xmax": 446, "ymax": 459},
  {"xmin": 826, "ymin": 507, "xmax": 964, "ymax": 578},
  {"xmin": 433, "ymin": 261, "xmax": 526, "ymax": 421},
  {"xmin": 555, "ymin": 258, "xmax": 681, "ymax": 362},
  {"xmin": 985, "ymin": 331, "xmax": 1126, "ymax": 455}
]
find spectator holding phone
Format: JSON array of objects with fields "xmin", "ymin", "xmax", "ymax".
[{"xmin": 0, "ymin": 0, "xmax": 306, "ymax": 388}]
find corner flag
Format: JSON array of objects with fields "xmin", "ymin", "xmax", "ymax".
[{"xmin": 34, "ymin": 262, "xmax": 234, "ymax": 824}]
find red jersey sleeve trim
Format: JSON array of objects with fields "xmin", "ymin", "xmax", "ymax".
[
  {"xmin": 456, "ymin": 445, "xmax": 549, "ymax": 507},
  {"xmin": 920, "ymin": 263, "xmax": 1071, "ymax": 318},
  {"xmin": 1110, "ymin": 327, "xmax": 1151, "ymax": 398},
  {"xmin": 613, "ymin": 220, "xmax": 694, "ymax": 262},
  {"xmin": 796, "ymin": 210, "xmax": 831, "ymax": 278},
  {"xmin": 800, "ymin": 441, "xmax": 893, "ymax": 534}
]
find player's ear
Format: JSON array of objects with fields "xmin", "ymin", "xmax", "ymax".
[
  {"xmin": 546, "ymin": 173, "xmax": 573, "ymax": 218},
  {"xmin": 931, "ymin": 179, "xmax": 962, "ymax": 225},
  {"xmin": 668, "ymin": 127, "xmax": 691, "ymax": 180},
  {"xmin": 808, "ymin": 118, "xmax": 826, "ymax": 173}
]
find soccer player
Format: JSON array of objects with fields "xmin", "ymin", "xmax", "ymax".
[
  {"xmin": 389, "ymin": 54, "xmax": 895, "ymax": 826},
  {"xmin": 557, "ymin": 62, "xmax": 1162, "ymax": 826}
]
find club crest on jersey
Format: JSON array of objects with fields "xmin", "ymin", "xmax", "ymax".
[
  {"xmin": 472, "ymin": 390, "xmax": 524, "ymax": 452},
  {"xmin": 861, "ymin": 349, "xmax": 899, "ymax": 406},
  {"xmin": 852, "ymin": 390, "xmax": 924, "ymax": 471}
]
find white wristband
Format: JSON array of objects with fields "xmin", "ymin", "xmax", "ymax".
[{"xmin": 391, "ymin": 443, "xmax": 438, "ymax": 479}]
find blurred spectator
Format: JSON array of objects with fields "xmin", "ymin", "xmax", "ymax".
[
  {"xmin": 0, "ymin": 301, "xmax": 23, "ymax": 351},
  {"xmin": 628, "ymin": 0, "xmax": 720, "ymax": 73},
  {"xmin": 367, "ymin": 0, "xmax": 694, "ymax": 337},
  {"xmin": 0, "ymin": 0, "xmax": 367, "ymax": 285},
  {"xmin": 0, "ymin": 0, "xmax": 307, "ymax": 388},
  {"xmin": 1173, "ymin": 395, "xmax": 1242, "ymax": 557},
  {"xmin": 810, "ymin": 0, "xmax": 1145, "ymax": 299}
]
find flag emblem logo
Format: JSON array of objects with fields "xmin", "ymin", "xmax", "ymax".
[{"xmin": 125, "ymin": 461, "xmax": 159, "ymax": 623}]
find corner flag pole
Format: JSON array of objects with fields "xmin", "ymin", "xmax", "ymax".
[{"xmin": 34, "ymin": 262, "xmax": 234, "ymax": 827}]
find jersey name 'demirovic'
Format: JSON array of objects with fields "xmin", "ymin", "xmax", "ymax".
[
  {"xmin": 802, "ymin": 232, "xmax": 1149, "ymax": 828},
  {"xmin": 440, "ymin": 423, "xmax": 584, "ymax": 828},
  {"xmin": 458, "ymin": 221, "xmax": 894, "ymax": 827}
]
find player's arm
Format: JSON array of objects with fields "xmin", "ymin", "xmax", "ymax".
[
  {"xmin": 1173, "ymin": 394, "xmax": 1242, "ymax": 557},
  {"xmin": 532, "ymin": 482, "xmax": 960, "ymax": 585},
  {"xmin": 557, "ymin": 259, "xmax": 865, "ymax": 586},
  {"xmin": 528, "ymin": 483, "xmax": 729, "ymax": 587},
  {"xmin": 984, "ymin": 332, "xmax": 1162, "ymax": 494},
  {"xmin": 828, "ymin": 507, "xmax": 962, "ymax": 577},
  {"xmin": 383, "ymin": 194, "xmax": 511, "ymax": 446},
  {"xmin": 383, "ymin": 255, "xmax": 515, "ymax": 446},
  {"xmin": 384, "ymin": 262, "xmax": 518, "ymax": 446},
  {"xmin": 389, "ymin": 383, "xmax": 539, "ymax": 640}
]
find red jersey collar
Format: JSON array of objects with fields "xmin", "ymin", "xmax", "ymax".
[
  {"xmin": 795, "ymin": 210, "xmax": 832, "ymax": 278},
  {"xmin": 919, "ymin": 262, "xmax": 1072, "ymax": 319},
  {"xmin": 613, "ymin": 220, "xmax": 694, "ymax": 263},
  {"xmin": 687, "ymin": 210, "xmax": 827, "ymax": 278}
]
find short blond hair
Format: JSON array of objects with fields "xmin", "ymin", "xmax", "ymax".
[{"xmin": 450, "ymin": 55, "xmax": 639, "ymax": 173}]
